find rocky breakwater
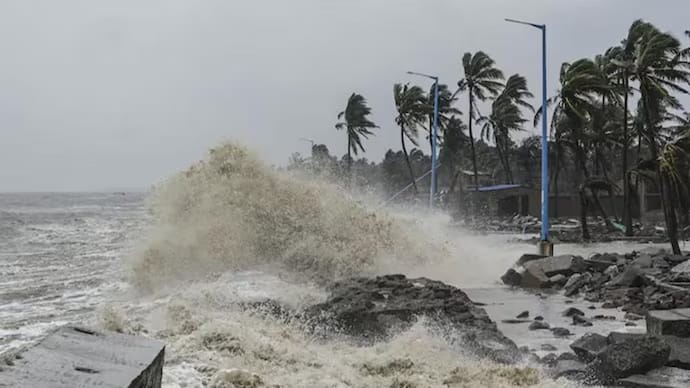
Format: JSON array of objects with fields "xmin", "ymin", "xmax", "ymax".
[
  {"xmin": 501, "ymin": 248, "xmax": 690, "ymax": 315},
  {"xmin": 304, "ymin": 275, "xmax": 522, "ymax": 364},
  {"xmin": 501, "ymin": 249, "xmax": 690, "ymax": 386}
]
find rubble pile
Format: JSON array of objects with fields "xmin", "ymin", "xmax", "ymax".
[{"xmin": 501, "ymin": 248, "xmax": 690, "ymax": 315}]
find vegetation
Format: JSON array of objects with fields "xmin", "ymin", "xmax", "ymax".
[{"xmin": 289, "ymin": 20, "xmax": 690, "ymax": 252}]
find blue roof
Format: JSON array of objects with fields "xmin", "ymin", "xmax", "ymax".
[{"xmin": 477, "ymin": 184, "xmax": 522, "ymax": 192}]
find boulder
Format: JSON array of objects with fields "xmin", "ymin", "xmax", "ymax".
[
  {"xmin": 604, "ymin": 265, "xmax": 620, "ymax": 279},
  {"xmin": 548, "ymin": 274, "xmax": 567, "ymax": 286},
  {"xmin": 570, "ymin": 333, "xmax": 608, "ymax": 362},
  {"xmin": 625, "ymin": 312, "xmax": 644, "ymax": 321},
  {"xmin": 525, "ymin": 255, "xmax": 586, "ymax": 278},
  {"xmin": 572, "ymin": 314, "xmax": 593, "ymax": 326},
  {"xmin": 617, "ymin": 367, "xmax": 690, "ymax": 388},
  {"xmin": 501, "ymin": 268, "xmax": 522, "ymax": 286},
  {"xmin": 607, "ymin": 332, "xmax": 645, "ymax": 345},
  {"xmin": 521, "ymin": 266, "xmax": 550, "ymax": 288},
  {"xmin": 516, "ymin": 253, "xmax": 547, "ymax": 266},
  {"xmin": 516, "ymin": 311, "xmax": 529, "ymax": 319},
  {"xmin": 564, "ymin": 272, "xmax": 592, "ymax": 297},
  {"xmin": 610, "ymin": 266, "xmax": 648, "ymax": 288},
  {"xmin": 304, "ymin": 275, "xmax": 520, "ymax": 363},
  {"xmin": 591, "ymin": 336, "xmax": 670, "ymax": 384},
  {"xmin": 529, "ymin": 321, "xmax": 550, "ymax": 331},
  {"xmin": 647, "ymin": 308, "xmax": 690, "ymax": 338},
  {"xmin": 551, "ymin": 327, "xmax": 571, "ymax": 338},
  {"xmin": 563, "ymin": 307, "xmax": 585, "ymax": 317}
]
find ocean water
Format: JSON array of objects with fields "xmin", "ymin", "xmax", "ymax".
[{"xmin": 0, "ymin": 144, "xmax": 668, "ymax": 387}]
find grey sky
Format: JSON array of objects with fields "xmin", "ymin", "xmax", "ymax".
[{"xmin": 0, "ymin": 0, "xmax": 688, "ymax": 191}]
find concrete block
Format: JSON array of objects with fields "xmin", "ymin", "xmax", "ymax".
[
  {"xmin": 0, "ymin": 326, "xmax": 165, "ymax": 388},
  {"xmin": 648, "ymin": 309, "xmax": 690, "ymax": 338}
]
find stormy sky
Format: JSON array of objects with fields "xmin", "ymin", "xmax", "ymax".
[{"xmin": 0, "ymin": 0, "xmax": 688, "ymax": 191}]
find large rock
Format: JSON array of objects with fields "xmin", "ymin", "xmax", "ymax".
[
  {"xmin": 617, "ymin": 367, "xmax": 690, "ymax": 388},
  {"xmin": 0, "ymin": 326, "xmax": 165, "ymax": 388},
  {"xmin": 564, "ymin": 272, "xmax": 592, "ymax": 297},
  {"xmin": 524, "ymin": 255, "xmax": 586, "ymax": 278},
  {"xmin": 590, "ymin": 336, "xmax": 670, "ymax": 384},
  {"xmin": 521, "ymin": 265, "xmax": 550, "ymax": 288},
  {"xmin": 305, "ymin": 275, "xmax": 520, "ymax": 363},
  {"xmin": 610, "ymin": 266, "xmax": 648, "ymax": 288},
  {"xmin": 647, "ymin": 308, "xmax": 690, "ymax": 338},
  {"xmin": 570, "ymin": 333, "xmax": 608, "ymax": 363}
]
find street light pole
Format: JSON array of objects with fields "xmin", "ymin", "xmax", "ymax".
[
  {"xmin": 505, "ymin": 18, "xmax": 553, "ymax": 256},
  {"xmin": 407, "ymin": 71, "xmax": 440, "ymax": 208}
]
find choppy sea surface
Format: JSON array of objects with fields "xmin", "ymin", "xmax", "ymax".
[{"xmin": 0, "ymin": 188, "xmax": 665, "ymax": 387}]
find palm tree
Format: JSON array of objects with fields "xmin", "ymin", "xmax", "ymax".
[
  {"xmin": 458, "ymin": 51, "xmax": 504, "ymax": 189},
  {"xmin": 394, "ymin": 83, "xmax": 427, "ymax": 194},
  {"xmin": 439, "ymin": 116, "xmax": 469, "ymax": 194},
  {"xmin": 631, "ymin": 24, "xmax": 690, "ymax": 254},
  {"xmin": 610, "ymin": 20, "xmax": 657, "ymax": 235},
  {"xmin": 479, "ymin": 74, "xmax": 534, "ymax": 183},
  {"xmin": 335, "ymin": 93, "xmax": 377, "ymax": 176},
  {"xmin": 424, "ymin": 84, "xmax": 461, "ymax": 150}
]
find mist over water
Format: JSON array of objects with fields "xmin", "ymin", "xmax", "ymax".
[{"xmin": 130, "ymin": 142, "xmax": 447, "ymax": 291}]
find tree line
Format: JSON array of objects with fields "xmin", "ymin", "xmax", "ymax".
[{"xmin": 291, "ymin": 21, "xmax": 690, "ymax": 254}]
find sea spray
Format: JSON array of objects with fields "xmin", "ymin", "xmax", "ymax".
[{"xmin": 130, "ymin": 142, "xmax": 444, "ymax": 291}]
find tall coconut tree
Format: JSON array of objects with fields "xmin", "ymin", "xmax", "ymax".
[
  {"xmin": 610, "ymin": 20, "xmax": 657, "ymax": 235},
  {"xmin": 631, "ymin": 24, "xmax": 690, "ymax": 254},
  {"xmin": 335, "ymin": 93, "xmax": 378, "ymax": 176},
  {"xmin": 479, "ymin": 74, "xmax": 534, "ymax": 183},
  {"xmin": 424, "ymin": 84, "xmax": 461, "ymax": 150},
  {"xmin": 394, "ymin": 83, "xmax": 427, "ymax": 194},
  {"xmin": 458, "ymin": 51, "xmax": 504, "ymax": 189}
]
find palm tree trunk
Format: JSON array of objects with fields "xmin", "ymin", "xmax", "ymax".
[
  {"xmin": 468, "ymin": 90, "xmax": 479, "ymax": 190},
  {"xmin": 579, "ymin": 187, "xmax": 590, "ymax": 240},
  {"xmin": 660, "ymin": 169, "xmax": 681, "ymax": 254},
  {"xmin": 400, "ymin": 125, "xmax": 418, "ymax": 195},
  {"xmin": 623, "ymin": 76, "xmax": 633, "ymax": 236},
  {"xmin": 347, "ymin": 134, "xmax": 352, "ymax": 186},
  {"xmin": 642, "ymin": 97, "xmax": 681, "ymax": 254},
  {"xmin": 495, "ymin": 138, "xmax": 511, "ymax": 184}
]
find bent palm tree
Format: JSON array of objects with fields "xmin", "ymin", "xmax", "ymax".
[
  {"xmin": 632, "ymin": 24, "xmax": 690, "ymax": 254},
  {"xmin": 425, "ymin": 84, "xmax": 461, "ymax": 149},
  {"xmin": 336, "ymin": 93, "xmax": 378, "ymax": 176},
  {"xmin": 458, "ymin": 51, "xmax": 504, "ymax": 189},
  {"xmin": 479, "ymin": 74, "xmax": 534, "ymax": 183},
  {"xmin": 394, "ymin": 83, "xmax": 427, "ymax": 194}
]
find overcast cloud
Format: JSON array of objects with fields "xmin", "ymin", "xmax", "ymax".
[{"xmin": 0, "ymin": 0, "xmax": 688, "ymax": 191}]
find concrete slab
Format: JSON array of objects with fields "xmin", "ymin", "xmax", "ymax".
[
  {"xmin": 648, "ymin": 309, "xmax": 690, "ymax": 338},
  {"xmin": 618, "ymin": 366, "xmax": 690, "ymax": 388},
  {"xmin": 0, "ymin": 326, "xmax": 165, "ymax": 388}
]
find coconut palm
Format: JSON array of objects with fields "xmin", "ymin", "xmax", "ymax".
[
  {"xmin": 335, "ymin": 93, "xmax": 378, "ymax": 176},
  {"xmin": 439, "ymin": 116, "xmax": 469, "ymax": 194},
  {"xmin": 458, "ymin": 51, "xmax": 504, "ymax": 189},
  {"xmin": 632, "ymin": 23, "xmax": 690, "ymax": 253},
  {"xmin": 479, "ymin": 74, "xmax": 534, "ymax": 183},
  {"xmin": 610, "ymin": 20, "xmax": 658, "ymax": 235},
  {"xmin": 424, "ymin": 84, "xmax": 461, "ymax": 150},
  {"xmin": 394, "ymin": 83, "xmax": 427, "ymax": 194}
]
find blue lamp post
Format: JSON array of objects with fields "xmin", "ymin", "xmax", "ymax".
[
  {"xmin": 407, "ymin": 71, "xmax": 439, "ymax": 208},
  {"xmin": 505, "ymin": 18, "xmax": 553, "ymax": 256}
]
